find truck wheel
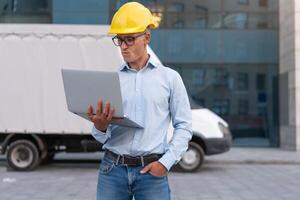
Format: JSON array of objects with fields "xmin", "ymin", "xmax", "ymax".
[
  {"xmin": 7, "ymin": 140, "xmax": 40, "ymax": 171},
  {"xmin": 177, "ymin": 141, "xmax": 204, "ymax": 172}
]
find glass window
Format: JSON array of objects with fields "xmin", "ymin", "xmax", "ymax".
[
  {"xmin": 143, "ymin": 0, "xmax": 164, "ymax": 27},
  {"xmin": 167, "ymin": 2, "xmax": 184, "ymax": 12},
  {"xmin": 237, "ymin": 72, "xmax": 249, "ymax": 90},
  {"xmin": 0, "ymin": 0, "xmax": 51, "ymax": 23},
  {"xmin": 113, "ymin": 0, "xmax": 277, "ymax": 30},
  {"xmin": 193, "ymin": 5, "xmax": 208, "ymax": 29},
  {"xmin": 259, "ymin": 0, "xmax": 268, "ymax": 7},
  {"xmin": 193, "ymin": 2, "xmax": 222, "ymax": 29},
  {"xmin": 169, "ymin": 63, "xmax": 278, "ymax": 146},
  {"xmin": 238, "ymin": 99, "xmax": 249, "ymax": 115},
  {"xmin": 193, "ymin": 18, "xmax": 206, "ymax": 29},
  {"xmin": 141, "ymin": 0, "xmax": 224, "ymax": 29},
  {"xmin": 223, "ymin": 13, "xmax": 248, "ymax": 29},
  {"xmin": 192, "ymin": 69, "xmax": 205, "ymax": 86},
  {"xmin": 172, "ymin": 19, "xmax": 184, "ymax": 28},
  {"xmin": 238, "ymin": 0, "xmax": 249, "ymax": 5},
  {"xmin": 223, "ymin": 0, "xmax": 251, "ymax": 12},
  {"xmin": 193, "ymin": 4, "xmax": 208, "ymax": 29},
  {"xmin": 214, "ymin": 68, "xmax": 229, "ymax": 87},
  {"xmin": 191, "ymin": 0, "xmax": 222, "ymax": 12},
  {"xmin": 257, "ymin": 105, "xmax": 267, "ymax": 117},
  {"xmin": 256, "ymin": 74, "xmax": 266, "ymax": 90},
  {"xmin": 247, "ymin": 13, "xmax": 273, "ymax": 29},
  {"xmin": 116, "ymin": 0, "xmax": 128, "ymax": 9},
  {"xmin": 257, "ymin": 92, "xmax": 267, "ymax": 103},
  {"xmin": 209, "ymin": 13, "xmax": 225, "ymax": 29},
  {"xmin": 212, "ymin": 99, "xmax": 230, "ymax": 115}
]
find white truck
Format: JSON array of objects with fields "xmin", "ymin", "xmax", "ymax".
[{"xmin": 0, "ymin": 24, "xmax": 231, "ymax": 172}]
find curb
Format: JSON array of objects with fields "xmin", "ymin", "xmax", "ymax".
[{"xmin": 205, "ymin": 160, "xmax": 300, "ymax": 165}]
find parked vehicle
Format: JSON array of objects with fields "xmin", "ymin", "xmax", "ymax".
[
  {"xmin": 174, "ymin": 106, "xmax": 231, "ymax": 172},
  {"xmin": 0, "ymin": 24, "xmax": 231, "ymax": 171}
]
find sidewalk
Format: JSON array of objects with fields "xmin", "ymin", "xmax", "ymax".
[
  {"xmin": 206, "ymin": 147, "xmax": 300, "ymax": 164},
  {"xmin": 2, "ymin": 148, "xmax": 300, "ymax": 200}
]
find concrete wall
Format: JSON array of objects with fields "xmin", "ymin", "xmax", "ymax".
[
  {"xmin": 279, "ymin": 0, "xmax": 300, "ymax": 150},
  {"xmin": 296, "ymin": 0, "xmax": 300, "ymax": 150}
]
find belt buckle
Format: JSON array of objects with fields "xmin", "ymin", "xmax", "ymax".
[
  {"xmin": 116, "ymin": 154, "xmax": 125, "ymax": 165},
  {"xmin": 121, "ymin": 156, "xmax": 125, "ymax": 165}
]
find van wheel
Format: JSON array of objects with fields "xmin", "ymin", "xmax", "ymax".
[
  {"xmin": 7, "ymin": 140, "xmax": 40, "ymax": 171},
  {"xmin": 177, "ymin": 141, "xmax": 204, "ymax": 172}
]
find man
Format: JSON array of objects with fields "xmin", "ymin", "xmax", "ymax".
[{"xmin": 87, "ymin": 2, "xmax": 192, "ymax": 200}]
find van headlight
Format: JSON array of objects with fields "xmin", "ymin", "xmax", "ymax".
[{"xmin": 218, "ymin": 122, "xmax": 231, "ymax": 136}]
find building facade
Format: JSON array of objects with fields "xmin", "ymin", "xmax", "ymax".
[{"xmin": 0, "ymin": 0, "xmax": 298, "ymax": 150}]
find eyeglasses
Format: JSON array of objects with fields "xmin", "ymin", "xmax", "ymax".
[{"xmin": 112, "ymin": 32, "xmax": 146, "ymax": 47}]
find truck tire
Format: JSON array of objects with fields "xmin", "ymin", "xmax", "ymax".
[
  {"xmin": 7, "ymin": 139, "xmax": 40, "ymax": 171},
  {"xmin": 177, "ymin": 141, "xmax": 204, "ymax": 172}
]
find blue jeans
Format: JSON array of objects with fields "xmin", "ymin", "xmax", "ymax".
[{"xmin": 97, "ymin": 156, "xmax": 171, "ymax": 200}]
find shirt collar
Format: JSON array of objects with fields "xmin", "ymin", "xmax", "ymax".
[{"xmin": 119, "ymin": 54, "xmax": 160, "ymax": 72}]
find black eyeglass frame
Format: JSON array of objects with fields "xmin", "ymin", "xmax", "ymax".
[{"xmin": 112, "ymin": 32, "xmax": 146, "ymax": 47}]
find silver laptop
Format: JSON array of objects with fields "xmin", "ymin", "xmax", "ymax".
[{"xmin": 61, "ymin": 69, "xmax": 143, "ymax": 128}]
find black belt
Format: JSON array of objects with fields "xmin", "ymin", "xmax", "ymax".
[{"xmin": 104, "ymin": 150, "xmax": 163, "ymax": 166}]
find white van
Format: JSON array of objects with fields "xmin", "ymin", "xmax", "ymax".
[
  {"xmin": 0, "ymin": 25, "xmax": 231, "ymax": 171},
  {"xmin": 173, "ymin": 104, "xmax": 231, "ymax": 172}
]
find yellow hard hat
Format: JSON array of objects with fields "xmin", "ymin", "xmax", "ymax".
[{"xmin": 108, "ymin": 2, "xmax": 158, "ymax": 35}]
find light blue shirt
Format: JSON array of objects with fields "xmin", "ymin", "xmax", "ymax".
[{"xmin": 91, "ymin": 55, "xmax": 192, "ymax": 170}]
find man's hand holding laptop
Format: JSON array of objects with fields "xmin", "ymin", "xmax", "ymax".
[{"xmin": 87, "ymin": 98, "xmax": 115, "ymax": 132}]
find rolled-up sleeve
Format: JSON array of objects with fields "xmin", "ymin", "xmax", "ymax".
[
  {"xmin": 91, "ymin": 125, "xmax": 112, "ymax": 144},
  {"xmin": 159, "ymin": 71, "xmax": 193, "ymax": 171}
]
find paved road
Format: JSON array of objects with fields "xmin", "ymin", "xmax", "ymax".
[{"xmin": 1, "ymin": 153, "xmax": 300, "ymax": 200}]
